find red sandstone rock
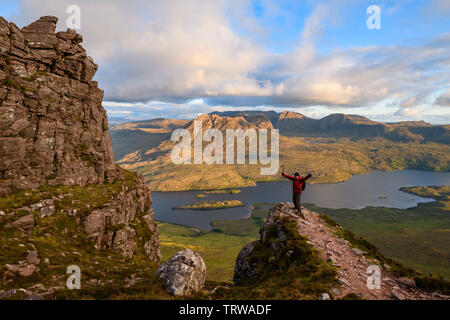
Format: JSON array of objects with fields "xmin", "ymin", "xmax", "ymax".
[{"xmin": 0, "ymin": 16, "xmax": 160, "ymax": 262}]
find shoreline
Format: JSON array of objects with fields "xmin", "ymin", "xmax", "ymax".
[
  {"xmin": 149, "ymin": 168, "xmax": 450, "ymax": 193},
  {"xmin": 150, "ymin": 168, "xmax": 449, "ymax": 193}
]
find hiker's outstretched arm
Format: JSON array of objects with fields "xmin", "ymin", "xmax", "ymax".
[
  {"xmin": 303, "ymin": 173, "xmax": 312, "ymax": 181},
  {"xmin": 282, "ymin": 172, "xmax": 294, "ymax": 180}
]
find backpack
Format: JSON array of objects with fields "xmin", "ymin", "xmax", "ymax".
[{"xmin": 302, "ymin": 181, "xmax": 306, "ymax": 191}]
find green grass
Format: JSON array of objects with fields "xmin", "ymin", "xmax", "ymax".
[
  {"xmin": 211, "ymin": 203, "xmax": 271, "ymax": 236},
  {"xmin": 158, "ymin": 222, "xmax": 256, "ymax": 283},
  {"xmin": 0, "ymin": 168, "xmax": 137, "ymax": 218},
  {"xmin": 203, "ymin": 189, "xmax": 241, "ymax": 194}
]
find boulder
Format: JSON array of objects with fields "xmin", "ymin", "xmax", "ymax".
[
  {"xmin": 155, "ymin": 249, "xmax": 206, "ymax": 296},
  {"xmin": 320, "ymin": 293, "xmax": 330, "ymax": 300},
  {"xmin": 397, "ymin": 277, "xmax": 416, "ymax": 288},
  {"xmin": 352, "ymin": 248, "xmax": 365, "ymax": 256},
  {"xmin": 6, "ymin": 213, "xmax": 34, "ymax": 231}
]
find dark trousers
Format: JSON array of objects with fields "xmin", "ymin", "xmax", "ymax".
[{"xmin": 292, "ymin": 192, "xmax": 301, "ymax": 211}]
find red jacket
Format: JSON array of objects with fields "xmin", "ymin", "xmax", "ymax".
[{"xmin": 282, "ymin": 172, "xmax": 310, "ymax": 194}]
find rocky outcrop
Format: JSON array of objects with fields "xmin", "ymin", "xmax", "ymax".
[
  {"xmin": 155, "ymin": 249, "xmax": 206, "ymax": 296},
  {"xmin": 233, "ymin": 241, "xmax": 258, "ymax": 284},
  {"xmin": 6, "ymin": 213, "xmax": 34, "ymax": 231},
  {"xmin": 233, "ymin": 203, "xmax": 301, "ymax": 285},
  {"xmin": 0, "ymin": 16, "xmax": 160, "ymax": 262},
  {"xmin": 83, "ymin": 174, "xmax": 160, "ymax": 261},
  {"xmin": 0, "ymin": 16, "xmax": 116, "ymax": 195},
  {"xmin": 234, "ymin": 202, "xmax": 450, "ymax": 300},
  {"xmin": 4, "ymin": 244, "xmax": 41, "ymax": 279}
]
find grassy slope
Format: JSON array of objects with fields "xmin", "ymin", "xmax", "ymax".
[
  {"xmin": 119, "ymin": 136, "xmax": 450, "ymax": 191},
  {"xmin": 0, "ymin": 171, "xmax": 170, "ymax": 300},
  {"xmin": 158, "ymin": 222, "xmax": 256, "ymax": 283},
  {"xmin": 2, "ymin": 185, "xmax": 448, "ymax": 298}
]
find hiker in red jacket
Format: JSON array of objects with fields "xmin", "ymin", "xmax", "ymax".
[{"xmin": 281, "ymin": 165, "xmax": 312, "ymax": 215}]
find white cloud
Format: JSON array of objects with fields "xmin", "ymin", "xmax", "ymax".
[
  {"xmin": 9, "ymin": 0, "xmax": 450, "ymax": 121},
  {"xmin": 394, "ymin": 106, "xmax": 423, "ymax": 118}
]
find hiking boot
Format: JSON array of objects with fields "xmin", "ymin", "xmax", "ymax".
[
  {"xmin": 297, "ymin": 209, "xmax": 305, "ymax": 219},
  {"xmin": 295, "ymin": 208, "xmax": 304, "ymax": 218}
]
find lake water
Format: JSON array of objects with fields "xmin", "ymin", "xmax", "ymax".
[{"xmin": 151, "ymin": 170, "xmax": 450, "ymax": 230}]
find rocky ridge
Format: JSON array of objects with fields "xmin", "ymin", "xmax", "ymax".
[{"xmin": 234, "ymin": 203, "xmax": 450, "ymax": 300}]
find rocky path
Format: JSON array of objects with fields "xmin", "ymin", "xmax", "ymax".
[{"xmin": 278, "ymin": 203, "xmax": 449, "ymax": 300}]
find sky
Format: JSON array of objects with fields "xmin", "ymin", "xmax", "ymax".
[{"xmin": 1, "ymin": 0, "xmax": 450, "ymax": 124}]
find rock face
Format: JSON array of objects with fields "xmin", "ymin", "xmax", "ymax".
[
  {"xmin": 0, "ymin": 16, "xmax": 115, "ymax": 195},
  {"xmin": 156, "ymin": 249, "xmax": 206, "ymax": 296},
  {"xmin": 82, "ymin": 174, "xmax": 160, "ymax": 261},
  {"xmin": 0, "ymin": 16, "xmax": 160, "ymax": 262},
  {"xmin": 233, "ymin": 203, "xmax": 300, "ymax": 284}
]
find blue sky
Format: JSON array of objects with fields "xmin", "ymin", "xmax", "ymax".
[{"xmin": 2, "ymin": 0, "xmax": 450, "ymax": 124}]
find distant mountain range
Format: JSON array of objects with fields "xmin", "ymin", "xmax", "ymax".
[
  {"xmin": 112, "ymin": 110, "xmax": 449, "ymax": 145},
  {"xmin": 110, "ymin": 111, "xmax": 450, "ymax": 191},
  {"xmin": 208, "ymin": 111, "xmax": 449, "ymax": 144}
]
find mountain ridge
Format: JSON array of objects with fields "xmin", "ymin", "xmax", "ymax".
[
  {"xmin": 219, "ymin": 202, "xmax": 450, "ymax": 300},
  {"xmin": 111, "ymin": 110, "xmax": 449, "ymax": 144}
]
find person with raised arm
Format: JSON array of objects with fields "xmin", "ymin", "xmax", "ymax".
[{"xmin": 281, "ymin": 164, "xmax": 312, "ymax": 217}]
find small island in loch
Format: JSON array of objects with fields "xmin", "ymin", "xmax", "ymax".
[
  {"xmin": 204, "ymin": 189, "xmax": 241, "ymax": 194},
  {"xmin": 173, "ymin": 200, "xmax": 244, "ymax": 210}
]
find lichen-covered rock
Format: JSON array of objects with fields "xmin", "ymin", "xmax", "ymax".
[
  {"xmin": 83, "ymin": 174, "xmax": 160, "ymax": 262},
  {"xmin": 156, "ymin": 249, "xmax": 206, "ymax": 296},
  {"xmin": 0, "ymin": 16, "xmax": 160, "ymax": 262},
  {"xmin": 6, "ymin": 213, "xmax": 34, "ymax": 231},
  {"xmin": 233, "ymin": 241, "xmax": 258, "ymax": 284},
  {"xmin": 232, "ymin": 202, "xmax": 302, "ymax": 285}
]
